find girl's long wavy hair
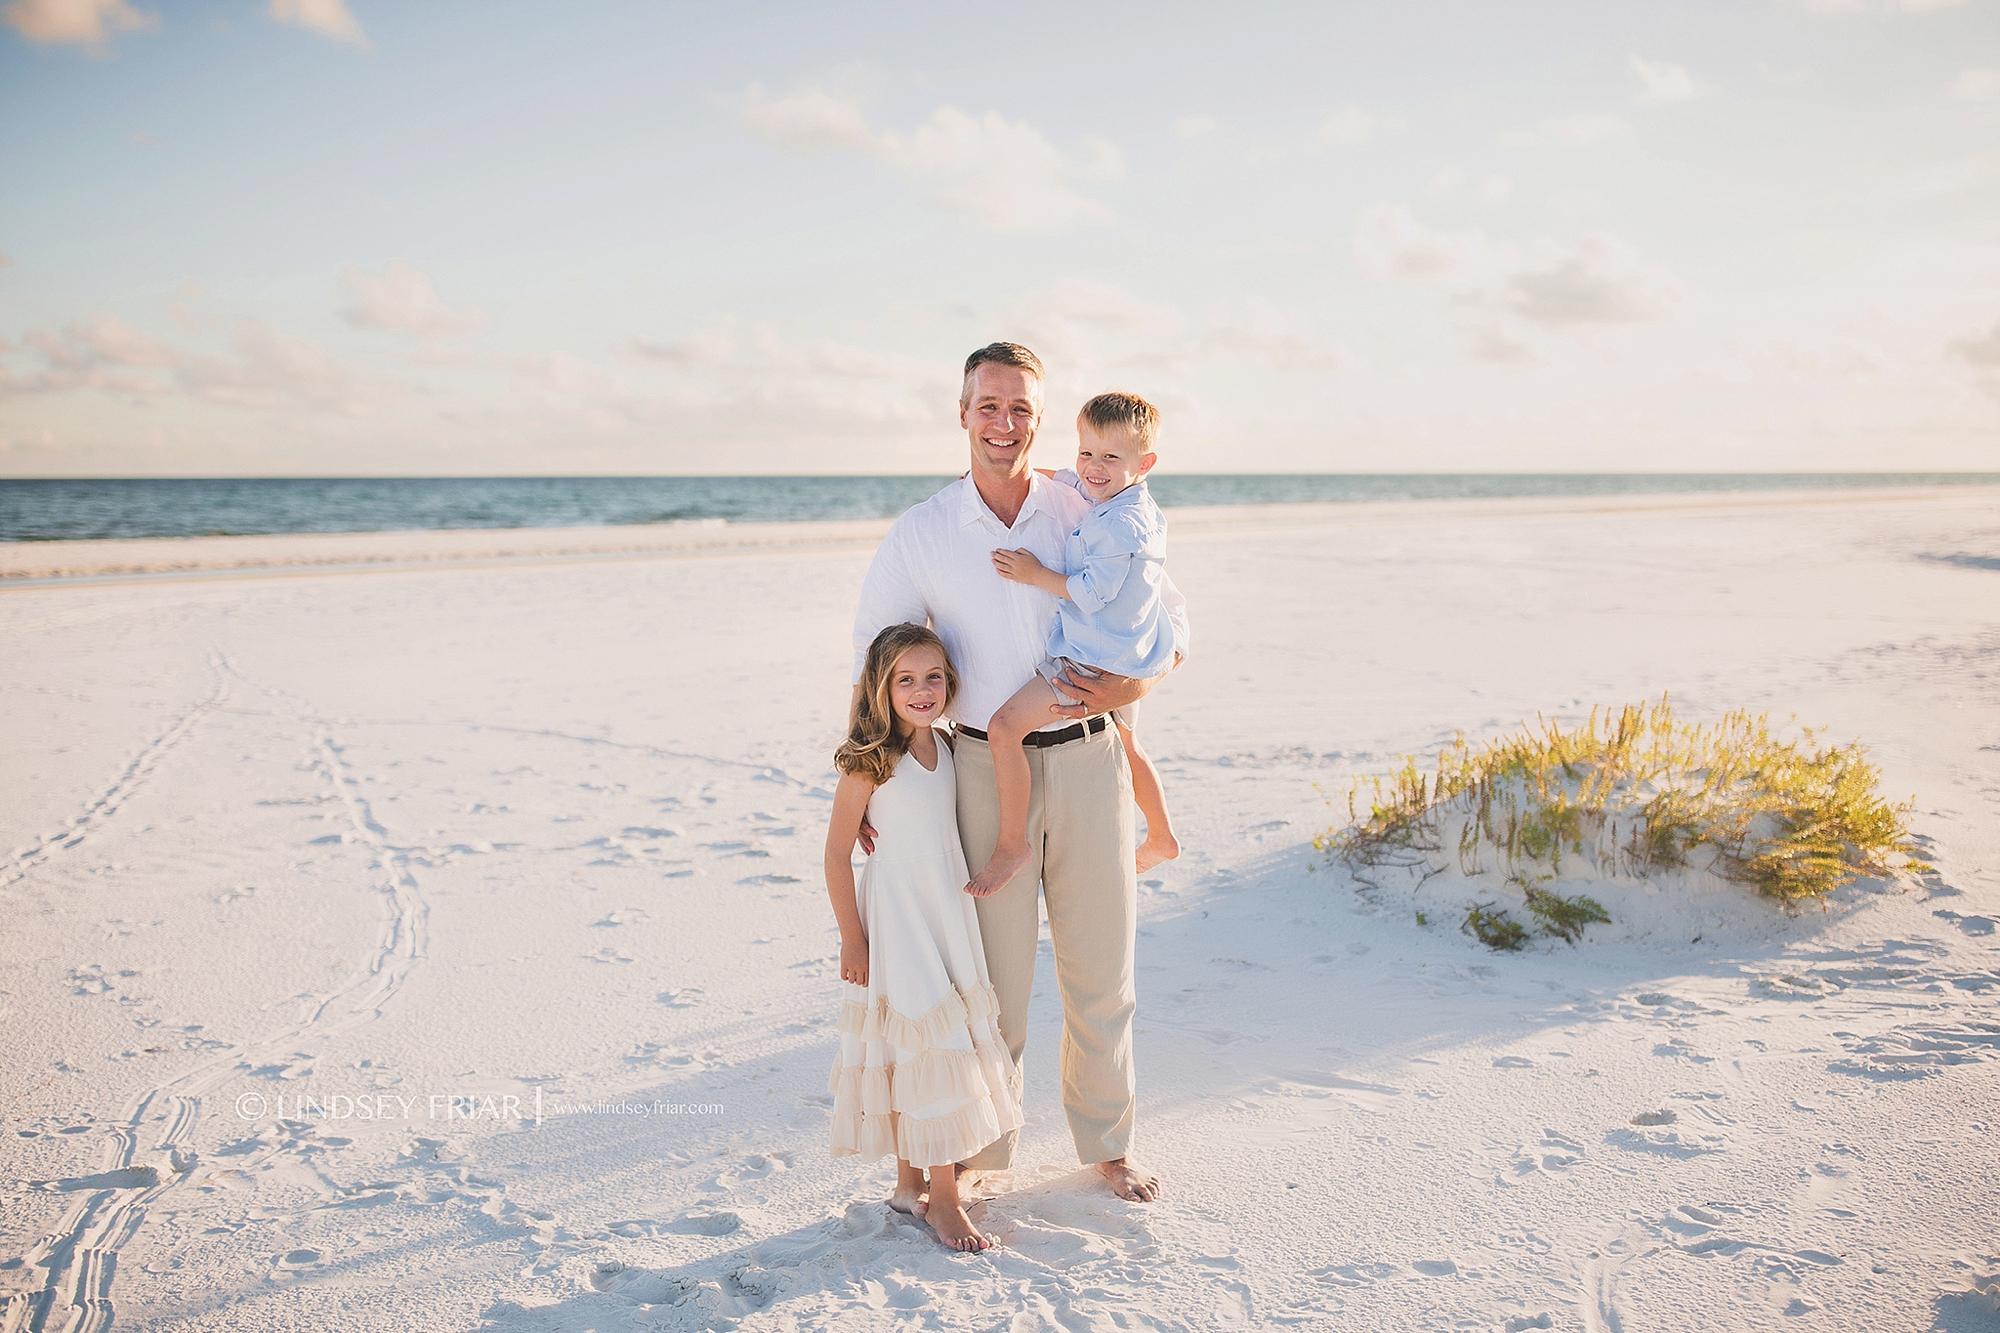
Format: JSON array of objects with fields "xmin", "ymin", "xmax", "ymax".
[{"xmin": 836, "ymin": 623, "xmax": 959, "ymax": 786}]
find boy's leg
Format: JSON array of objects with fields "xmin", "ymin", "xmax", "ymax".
[
  {"xmin": 967, "ymin": 677, "xmax": 1062, "ymax": 897},
  {"xmin": 954, "ymin": 734, "xmax": 1044, "ymax": 1172},
  {"xmin": 1118, "ymin": 720, "xmax": 1180, "ymax": 873}
]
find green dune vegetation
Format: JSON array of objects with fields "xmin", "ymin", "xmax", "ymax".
[{"xmin": 1317, "ymin": 697, "xmax": 1928, "ymax": 949}]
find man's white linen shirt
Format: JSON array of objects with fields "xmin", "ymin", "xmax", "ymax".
[{"xmin": 852, "ymin": 473, "xmax": 1190, "ymax": 733}]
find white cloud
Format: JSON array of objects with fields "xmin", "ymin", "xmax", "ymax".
[
  {"xmin": 267, "ymin": 0, "xmax": 366, "ymax": 47},
  {"xmin": 180, "ymin": 323, "xmax": 386, "ymax": 413},
  {"xmin": 1355, "ymin": 207, "xmax": 1677, "ymax": 333},
  {"xmin": 1197, "ymin": 305, "xmax": 1342, "ymax": 372},
  {"xmin": 1468, "ymin": 326, "xmax": 1536, "ymax": 365},
  {"xmin": 13, "ymin": 314, "xmax": 393, "ymax": 414},
  {"xmin": 1951, "ymin": 320, "xmax": 2000, "ymax": 366},
  {"xmin": 2, "ymin": 0, "xmax": 155, "ymax": 50},
  {"xmin": 1318, "ymin": 107, "xmax": 1374, "ymax": 145},
  {"xmin": 955, "ymin": 280, "xmax": 1342, "ymax": 392},
  {"xmin": 1552, "ymin": 187, "xmax": 1605, "ymax": 215},
  {"xmin": 630, "ymin": 319, "xmax": 930, "ymax": 388},
  {"xmin": 1427, "ymin": 166, "xmax": 1512, "ymax": 205},
  {"xmin": 1502, "ymin": 113, "xmax": 1630, "ymax": 148},
  {"xmin": 1504, "ymin": 234, "xmax": 1678, "ymax": 326},
  {"xmin": 340, "ymin": 263, "xmax": 483, "ymax": 339},
  {"xmin": 1948, "ymin": 68, "xmax": 2000, "ymax": 102},
  {"xmin": 1631, "ymin": 56, "xmax": 1710, "ymax": 103},
  {"xmin": 1353, "ymin": 204, "xmax": 1490, "ymax": 280},
  {"xmin": 742, "ymin": 85, "xmax": 1118, "ymax": 232},
  {"xmin": 741, "ymin": 85, "xmax": 875, "ymax": 154}
]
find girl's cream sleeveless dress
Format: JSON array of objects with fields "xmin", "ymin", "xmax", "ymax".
[{"xmin": 830, "ymin": 737, "xmax": 1021, "ymax": 1168}]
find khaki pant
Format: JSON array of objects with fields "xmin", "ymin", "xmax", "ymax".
[{"xmin": 954, "ymin": 727, "xmax": 1137, "ymax": 1168}]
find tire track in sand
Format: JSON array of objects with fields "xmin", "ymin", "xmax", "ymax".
[{"xmin": 2, "ymin": 672, "xmax": 429, "ymax": 1333}]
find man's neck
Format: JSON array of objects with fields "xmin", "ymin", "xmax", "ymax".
[{"xmin": 971, "ymin": 466, "xmax": 1032, "ymax": 528}]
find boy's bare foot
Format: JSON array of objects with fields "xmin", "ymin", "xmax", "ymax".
[
  {"xmin": 967, "ymin": 842, "xmax": 1030, "ymax": 898},
  {"xmin": 1135, "ymin": 833, "xmax": 1180, "ymax": 874},
  {"xmin": 1095, "ymin": 1158, "xmax": 1161, "ymax": 1202},
  {"xmin": 928, "ymin": 1201, "xmax": 994, "ymax": 1252},
  {"xmin": 888, "ymin": 1181, "xmax": 928, "ymax": 1217}
]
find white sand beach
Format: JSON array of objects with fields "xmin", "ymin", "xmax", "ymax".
[{"xmin": 4, "ymin": 485, "xmax": 1997, "ymax": 1332}]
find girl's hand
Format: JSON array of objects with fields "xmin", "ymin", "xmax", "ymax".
[
  {"xmin": 991, "ymin": 548, "xmax": 1046, "ymax": 583},
  {"xmin": 839, "ymin": 937, "xmax": 869, "ymax": 987}
]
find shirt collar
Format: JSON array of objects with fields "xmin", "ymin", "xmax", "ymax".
[
  {"xmin": 1089, "ymin": 479, "xmax": 1148, "ymax": 520},
  {"xmin": 957, "ymin": 470, "xmax": 1059, "ymax": 530}
]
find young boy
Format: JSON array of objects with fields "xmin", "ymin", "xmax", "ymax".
[{"xmin": 968, "ymin": 391, "xmax": 1180, "ymax": 898}]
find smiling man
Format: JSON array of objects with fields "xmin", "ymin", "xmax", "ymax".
[{"xmin": 851, "ymin": 342, "xmax": 1188, "ymax": 1203}]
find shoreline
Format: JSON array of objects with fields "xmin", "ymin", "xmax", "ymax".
[{"xmin": 5, "ymin": 483, "xmax": 1996, "ymax": 586}]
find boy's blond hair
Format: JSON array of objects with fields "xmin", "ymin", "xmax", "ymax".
[{"xmin": 1077, "ymin": 391, "xmax": 1159, "ymax": 452}]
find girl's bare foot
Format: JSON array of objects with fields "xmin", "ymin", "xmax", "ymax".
[
  {"xmin": 967, "ymin": 841, "xmax": 1030, "ymax": 898},
  {"xmin": 927, "ymin": 1165, "xmax": 994, "ymax": 1251},
  {"xmin": 928, "ymin": 1201, "xmax": 993, "ymax": 1252},
  {"xmin": 889, "ymin": 1161, "xmax": 928, "ymax": 1217},
  {"xmin": 1135, "ymin": 833, "xmax": 1179, "ymax": 874}
]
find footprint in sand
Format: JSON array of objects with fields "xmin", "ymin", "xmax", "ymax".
[
  {"xmin": 1510, "ymin": 1130, "xmax": 1585, "ymax": 1175},
  {"xmin": 1605, "ymin": 1124, "xmax": 1725, "ymax": 1157},
  {"xmin": 1830, "ymin": 1019, "xmax": 2000, "ymax": 1080}
]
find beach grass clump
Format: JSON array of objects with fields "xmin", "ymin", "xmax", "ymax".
[
  {"xmin": 1460, "ymin": 891, "xmax": 1608, "ymax": 951},
  {"xmin": 1318, "ymin": 695, "xmax": 1926, "ymax": 905},
  {"xmin": 1524, "ymin": 887, "xmax": 1613, "ymax": 943},
  {"xmin": 1463, "ymin": 904, "xmax": 1529, "ymax": 951}
]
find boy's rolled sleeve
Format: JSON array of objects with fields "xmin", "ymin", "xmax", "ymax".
[
  {"xmin": 1063, "ymin": 516, "xmax": 1147, "ymax": 615},
  {"xmin": 1064, "ymin": 552, "xmax": 1133, "ymax": 616}
]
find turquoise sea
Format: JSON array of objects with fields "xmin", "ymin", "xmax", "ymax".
[{"xmin": 1, "ymin": 474, "xmax": 1993, "ymax": 543}]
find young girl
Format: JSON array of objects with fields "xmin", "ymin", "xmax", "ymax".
[{"xmin": 825, "ymin": 623, "xmax": 1020, "ymax": 1253}]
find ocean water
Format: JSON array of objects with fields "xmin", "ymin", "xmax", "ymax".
[{"xmin": 0, "ymin": 474, "xmax": 1992, "ymax": 543}]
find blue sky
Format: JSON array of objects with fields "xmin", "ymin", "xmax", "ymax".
[{"xmin": 2, "ymin": 0, "xmax": 1996, "ymax": 475}]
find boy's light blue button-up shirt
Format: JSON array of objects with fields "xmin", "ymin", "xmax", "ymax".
[{"xmin": 1047, "ymin": 471, "xmax": 1176, "ymax": 679}]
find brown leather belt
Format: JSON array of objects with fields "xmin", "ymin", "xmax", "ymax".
[{"xmin": 955, "ymin": 715, "xmax": 1109, "ymax": 748}]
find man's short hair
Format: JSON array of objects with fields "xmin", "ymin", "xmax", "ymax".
[
  {"xmin": 961, "ymin": 342, "xmax": 1045, "ymax": 405},
  {"xmin": 1078, "ymin": 391, "xmax": 1160, "ymax": 452}
]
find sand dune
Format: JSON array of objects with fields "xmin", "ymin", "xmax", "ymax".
[{"xmin": 3, "ymin": 486, "xmax": 1996, "ymax": 1331}]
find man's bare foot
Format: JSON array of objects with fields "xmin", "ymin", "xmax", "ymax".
[
  {"xmin": 967, "ymin": 842, "xmax": 1030, "ymax": 898},
  {"xmin": 954, "ymin": 1164, "xmax": 986, "ymax": 1200},
  {"xmin": 888, "ymin": 1181, "xmax": 928, "ymax": 1217},
  {"xmin": 1095, "ymin": 1158, "xmax": 1161, "ymax": 1202},
  {"xmin": 1135, "ymin": 833, "xmax": 1180, "ymax": 875},
  {"xmin": 927, "ymin": 1201, "xmax": 993, "ymax": 1252}
]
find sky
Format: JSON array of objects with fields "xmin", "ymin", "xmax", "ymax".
[{"xmin": 1, "ymin": 0, "xmax": 1997, "ymax": 477}]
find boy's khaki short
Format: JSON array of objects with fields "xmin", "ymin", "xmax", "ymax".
[{"xmin": 1035, "ymin": 656, "xmax": 1136, "ymax": 729}]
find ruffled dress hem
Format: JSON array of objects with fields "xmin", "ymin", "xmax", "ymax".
[{"xmin": 828, "ymin": 982, "xmax": 1023, "ymax": 1169}]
